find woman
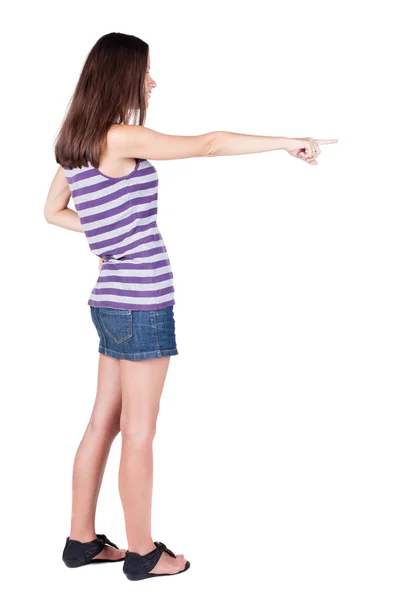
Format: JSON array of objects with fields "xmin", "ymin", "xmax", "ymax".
[{"xmin": 44, "ymin": 32, "xmax": 337, "ymax": 582}]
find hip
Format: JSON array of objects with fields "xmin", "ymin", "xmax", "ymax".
[{"xmin": 89, "ymin": 304, "xmax": 178, "ymax": 361}]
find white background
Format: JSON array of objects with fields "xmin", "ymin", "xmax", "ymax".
[{"xmin": 2, "ymin": 0, "xmax": 398, "ymax": 598}]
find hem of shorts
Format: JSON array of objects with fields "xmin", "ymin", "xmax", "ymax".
[{"xmin": 98, "ymin": 345, "xmax": 178, "ymax": 360}]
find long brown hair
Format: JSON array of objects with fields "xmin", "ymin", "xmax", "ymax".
[{"xmin": 54, "ymin": 32, "xmax": 149, "ymax": 169}]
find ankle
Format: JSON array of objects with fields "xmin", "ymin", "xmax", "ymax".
[
  {"xmin": 128, "ymin": 541, "xmax": 156, "ymax": 555},
  {"xmin": 69, "ymin": 531, "xmax": 97, "ymax": 543}
]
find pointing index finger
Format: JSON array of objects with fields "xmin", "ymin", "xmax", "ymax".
[{"xmin": 315, "ymin": 139, "xmax": 339, "ymax": 144}]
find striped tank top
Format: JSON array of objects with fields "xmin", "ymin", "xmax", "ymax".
[{"xmin": 63, "ymin": 158, "xmax": 175, "ymax": 311}]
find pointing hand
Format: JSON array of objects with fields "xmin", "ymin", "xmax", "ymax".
[{"xmin": 284, "ymin": 137, "xmax": 338, "ymax": 166}]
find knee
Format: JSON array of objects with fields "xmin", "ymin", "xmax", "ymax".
[
  {"xmin": 120, "ymin": 421, "xmax": 157, "ymax": 448},
  {"xmin": 87, "ymin": 418, "xmax": 120, "ymax": 440}
]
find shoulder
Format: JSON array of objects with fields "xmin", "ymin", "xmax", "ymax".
[
  {"xmin": 106, "ymin": 124, "xmax": 145, "ymax": 157},
  {"xmin": 106, "ymin": 124, "xmax": 211, "ymax": 161},
  {"xmin": 107, "ymin": 124, "xmax": 143, "ymax": 143}
]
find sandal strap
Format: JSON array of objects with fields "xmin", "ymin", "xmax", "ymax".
[
  {"xmin": 63, "ymin": 533, "xmax": 119, "ymax": 565},
  {"xmin": 82, "ymin": 533, "xmax": 119, "ymax": 562},
  {"xmin": 124, "ymin": 541, "xmax": 177, "ymax": 576},
  {"xmin": 96, "ymin": 533, "xmax": 119, "ymax": 550},
  {"xmin": 154, "ymin": 541, "xmax": 176, "ymax": 558},
  {"xmin": 80, "ymin": 537, "xmax": 105, "ymax": 563}
]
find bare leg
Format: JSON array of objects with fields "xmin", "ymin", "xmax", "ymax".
[
  {"xmin": 68, "ymin": 354, "xmax": 126, "ymax": 560},
  {"xmin": 119, "ymin": 356, "xmax": 187, "ymax": 574}
]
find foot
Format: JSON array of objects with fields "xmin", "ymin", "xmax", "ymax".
[
  {"xmin": 95, "ymin": 545, "xmax": 127, "ymax": 561},
  {"xmin": 148, "ymin": 551, "xmax": 188, "ymax": 575}
]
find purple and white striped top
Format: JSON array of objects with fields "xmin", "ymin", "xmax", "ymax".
[{"xmin": 64, "ymin": 159, "xmax": 175, "ymax": 311}]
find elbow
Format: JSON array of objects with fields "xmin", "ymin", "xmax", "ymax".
[
  {"xmin": 44, "ymin": 210, "xmax": 54, "ymax": 224},
  {"xmin": 206, "ymin": 132, "xmax": 220, "ymax": 157}
]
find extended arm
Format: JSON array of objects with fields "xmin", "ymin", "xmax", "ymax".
[{"xmin": 110, "ymin": 125, "xmax": 337, "ymax": 165}]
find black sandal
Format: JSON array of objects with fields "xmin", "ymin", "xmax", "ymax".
[
  {"xmin": 123, "ymin": 541, "xmax": 190, "ymax": 580},
  {"xmin": 62, "ymin": 533, "xmax": 126, "ymax": 568}
]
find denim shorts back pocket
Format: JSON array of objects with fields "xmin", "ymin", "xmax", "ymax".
[{"xmin": 98, "ymin": 308, "xmax": 133, "ymax": 344}]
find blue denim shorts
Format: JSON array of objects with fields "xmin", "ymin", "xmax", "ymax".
[{"xmin": 89, "ymin": 305, "xmax": 178, "ymax": 360}]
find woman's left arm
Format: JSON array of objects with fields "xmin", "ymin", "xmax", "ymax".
[{"xmin": 43, "ymin": 166, "xmax": 84, "ymax": 233}]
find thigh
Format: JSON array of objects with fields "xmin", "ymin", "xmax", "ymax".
[
  {"xmin": 119, "ymin": 356, "xmax": 171, "ymax": 436},
  {"xmin": 88, "ymin": 354, "xmax": 122, "ymax": 435}
]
